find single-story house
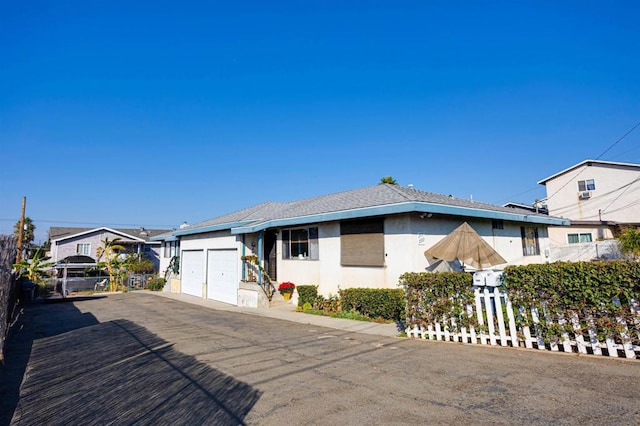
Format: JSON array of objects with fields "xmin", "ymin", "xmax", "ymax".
[
  {"xmin": 49, "ymin": 226, "xmax": 171, "ymax": 271},
  {"xmin": 153, "ymin": 184, "xmax": 568, "ymax": 308}
]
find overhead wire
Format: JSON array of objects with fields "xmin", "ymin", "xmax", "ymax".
[{"xmin": 542, "ymin": 120, "xmax": 640, "ymax": 206}]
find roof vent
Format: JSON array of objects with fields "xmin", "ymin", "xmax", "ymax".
[{"xmin": 407, "ymin": 184, "xmax": 414, "ymax": 189}]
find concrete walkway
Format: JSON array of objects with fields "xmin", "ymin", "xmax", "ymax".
[{"xmin": 149, "ymin": 290, "xmax": 403, "ymax": 338}]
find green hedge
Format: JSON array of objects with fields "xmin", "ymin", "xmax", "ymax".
[
  {"xmin": 400, "ymin": 272, "xmax": 475, "ymax": 328},
  {"xmin": 401, "ymin": 262, "xmax": 640, "ymax": 343},
  {"xmin": 339, "ymin": 288, "xmax": 405, "ymax": 321},
  {"xmin": 297, "ymin": 285, "xmax": 323, "ymax": 308},
  {"xmin": 503, "ymin": 261, "xmax": 640, "ymax": 339}
]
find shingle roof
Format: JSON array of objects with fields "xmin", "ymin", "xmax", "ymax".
[
  {"xmin": 49, "ymin": 227, "xmax": 171, "ymax": 242},
  {"xmin": 180, "ymin": 184, "xmax": 554, "ymax": 235}
]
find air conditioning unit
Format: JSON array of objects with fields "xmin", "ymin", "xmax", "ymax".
[{"xmin": 579, "ymin": 191, "xmax": 592, "ymax": 200}]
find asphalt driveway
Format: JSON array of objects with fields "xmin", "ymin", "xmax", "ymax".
[{"xmin": 2, "ymin": 292, "xmax": 640, "ymax": 425}]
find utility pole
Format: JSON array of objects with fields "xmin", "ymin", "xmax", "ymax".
[{"xmin": 16, "ymin": 196, "xmax": 26, "ymax": 263}]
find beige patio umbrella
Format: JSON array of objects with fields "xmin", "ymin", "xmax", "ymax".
[{"xmin": 424, "ymin": 222, "xmax": 507, "ymax": 270}]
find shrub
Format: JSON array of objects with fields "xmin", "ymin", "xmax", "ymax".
[
  {"xmin": 400, "ymin": 272, "xmax": 475, "ymax": 328},
  {"xmin": 146, "ymin": 278, "xmax": 166, "ymax": 291},
  {"xmin": 339, "ymin": 288, "xmax": 405, "ymax": 321},
  {"xmin": 297, "ymin": 285, "xmax": 323, "ymax": 308}
]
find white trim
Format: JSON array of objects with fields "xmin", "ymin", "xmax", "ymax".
[
  {"xmin": 50, "ymin": 227, "xmax": 146, "ymax": 243},
  {"xmin": 538, "ymin": 159, "xmax": 640, "ymax": 185}
]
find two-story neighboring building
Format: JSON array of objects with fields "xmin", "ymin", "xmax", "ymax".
[
  {"xmin": 538, "ymin": 159, "xmax": 640, "ymax": 261},
  {"xmin": 49, "ymin": 226, "xmax": 171, "ymax": 271}
]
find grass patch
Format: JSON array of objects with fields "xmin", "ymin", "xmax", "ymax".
[{"xmin": 296, "ymin": 307, "xmax": 394, "ymax": 323}]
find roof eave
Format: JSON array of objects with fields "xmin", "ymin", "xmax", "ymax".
[
  {"xmin": 50, "ymin": 227, "xmax": 146, "ymax": 243},
  {"xmin": 170, "ymin": 220, "xmax": 258, "ymax": 237},
  {"xmin": 538, "ymin": 159, "xmax": 640, "ymax": 184},
  {"xmin": 230, "ymin": 202, "xmax": 569, "ymax": 234}
]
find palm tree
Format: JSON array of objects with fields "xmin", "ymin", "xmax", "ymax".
[
  {"xmin": 96, "ymin": 237, "xmax": 126, "ymax": 292},
  {"xmin": 14, "ymin": 216, "xmax": 35, "ymax": 249},
  {"xmin": 379, "ymin": 176, "xmax": 398, "ymax": 185}
]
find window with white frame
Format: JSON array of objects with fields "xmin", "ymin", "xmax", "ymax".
[
  {"xmin": 520, "ymin": 227, "xmax": 540, "ymax": 256},
  {"xmin": 567, "ymin": 233, "xmax": 592, "ymax": 244},
  {"xmin": 76, "ymin": 243, "xmax": 90, "ymax": 255},
  {"xmin": 282, "ymin": 227, "xmax": 319, "ymax": 260},
  {"xmin": 577, "ymin": 179, "xmax": 596, "ymax": 191}
]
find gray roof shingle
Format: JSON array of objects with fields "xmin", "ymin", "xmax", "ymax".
[{"xmin": 182, "ymin": 184, "xmax": 545, "ymax": 233}]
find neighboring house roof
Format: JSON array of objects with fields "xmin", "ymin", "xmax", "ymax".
[
  {"xmin": 156, "ymin": 184, "xmax": 568, "ymax": 240},
  {"xmin": 50, "ymin": 226, "xmax": 171, "ymax": 243},
  {"xmin": 537, "ymin": 159, "xmax": 640, "ymax": 185},
  {"xmin": 503, "ymin": 202, "xmax": 548, "ymax": 215}
]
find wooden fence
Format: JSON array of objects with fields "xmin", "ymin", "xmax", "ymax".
[
  {"xmin": 0, "ymin": 235, "xmax": 18, "ymax": 361},
  {"xmin": 406, "ymin": 285, "xmax": 640, "ymax": 360}
]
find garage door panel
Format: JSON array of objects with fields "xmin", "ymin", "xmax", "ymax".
[
  {"xmin": 207, "ymin": 249, "xmax": 238, "ymax": 305},
  {"xmin": 182, "ymin": 250, "xmax": 203, "ymax": 297}
]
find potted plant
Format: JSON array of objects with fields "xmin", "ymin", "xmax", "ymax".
[{"xmin": 278, "ymin": 281, "xmax": 296, "ymax": 300}]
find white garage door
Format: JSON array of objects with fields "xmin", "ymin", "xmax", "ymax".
[
  {"xmin": 181, "ymin": 250, "xmax": 203, "ymax": 297},
  {"xmin": 207, "ymin": 249, "xmax": 238, "ymax": 305}
]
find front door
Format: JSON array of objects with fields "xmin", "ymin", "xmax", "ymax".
[{"xmin": 263, "ymin": 231, "xmax": 277, "ymax": 281}]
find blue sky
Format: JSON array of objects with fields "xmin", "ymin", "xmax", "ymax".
[{"xmin": 1, "ymin": 1, "xmax": 639, "ymax": 244}]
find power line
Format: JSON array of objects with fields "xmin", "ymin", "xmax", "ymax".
[
  {"xmin": 543, "ymin": 175, "xmax": 640, "ymax": 215},
  {"xmin": 596, "ymin": 120, "xmax": 640, "ymax": 160},
  {"xmin": 493, "ymin": 186, "xmax": 541, "ymax": 204},
  {"xmin": 601, "ymin": 175, "xmax": 640, "ymax": 214},
  {"xmin": 0, "ymin": 218, "xmax": 176, "ymax": 228},
  {"xmin": 543, "ymin": 121, "xmax": 640, "ymax": 206}
]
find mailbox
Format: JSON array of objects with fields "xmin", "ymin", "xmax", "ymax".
[{"xmin": 473, "ymin": 270, "xmax": 503, "ymax": 287}]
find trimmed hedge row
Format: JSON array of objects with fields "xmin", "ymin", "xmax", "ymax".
[
  {"xmin": 503, "ymin": 261, "xmax": 640, "ymax": 339},
  {"xmin": 339, "ymin": 288, "xmax": 405, "ymax": 321},
  {"xmin": 401, "ymin": 261, "xmax": 640, "ymax": 343},
  {"xmin": 297, "ymin": 285, "xmax": 323, "ymax": 308},
  {"xmin": 296, "ymin": 285, "xmax": 405, "ymax": 321},
  {"xmin": 400, "ymin": 272, "xmax": 475, "ymax": 328}
]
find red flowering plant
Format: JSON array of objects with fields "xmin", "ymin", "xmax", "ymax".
[{"xmin": 278, "ymin": 281, "xmax": 296, "ymax": 295}]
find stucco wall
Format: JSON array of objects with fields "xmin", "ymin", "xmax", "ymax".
[
  {"xmin": 276, "ymin": 213, "xmax": 551, "ymax": 296},
  {"xmin": 547, "ymin": 224, "xmax": 615, "ymax": 248},
  {"xmin": 544, "ymin": 163, "xmax": 640, "ymax": 223}
]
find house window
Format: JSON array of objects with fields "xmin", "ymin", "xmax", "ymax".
[
  {"xmin": 492, "ymin": 219, "xmax": 504, "ymax": 230},
  {"xmin": 163, "ymin": 241, "xmax": 180, "ymax": 258},
  {"xmin": 282, "ymin": 227, "xmax": 319, "ymax": 260},
  {"xmin": 520, "ymin": 227, "xmax": 540, "ymax": 256},
  {"xmin": 578, "ymin": 179, "xmax": 596, "ymax": 191},
  {"xmin": 340, "ymin": 218, "xmax": 384, "ymax": 267},
  {"xmin": 567, "ymin": 233, "xmax": 593, "ymax": 244},
  {"xmin": 76, "ymin": 243, "xmax": 90, "ymax": 255}
]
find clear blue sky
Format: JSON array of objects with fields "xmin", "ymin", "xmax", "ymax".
[{"xmin": 1, "ymin": 1, "xmax": 639, "ymax": 244}]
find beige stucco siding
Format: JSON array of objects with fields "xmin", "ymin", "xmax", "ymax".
[
  {"xmin": 544, "ymin": 163, "xmax": 640, "ymax": 223},
  {"xmin": 277, "ymin": 213, "xmax": 551, "ymax": 296}
]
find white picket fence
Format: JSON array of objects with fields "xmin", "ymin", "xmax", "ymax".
[{"xmin": 406, "ymin": 286, "xmax": 640, "ymax": 360}]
